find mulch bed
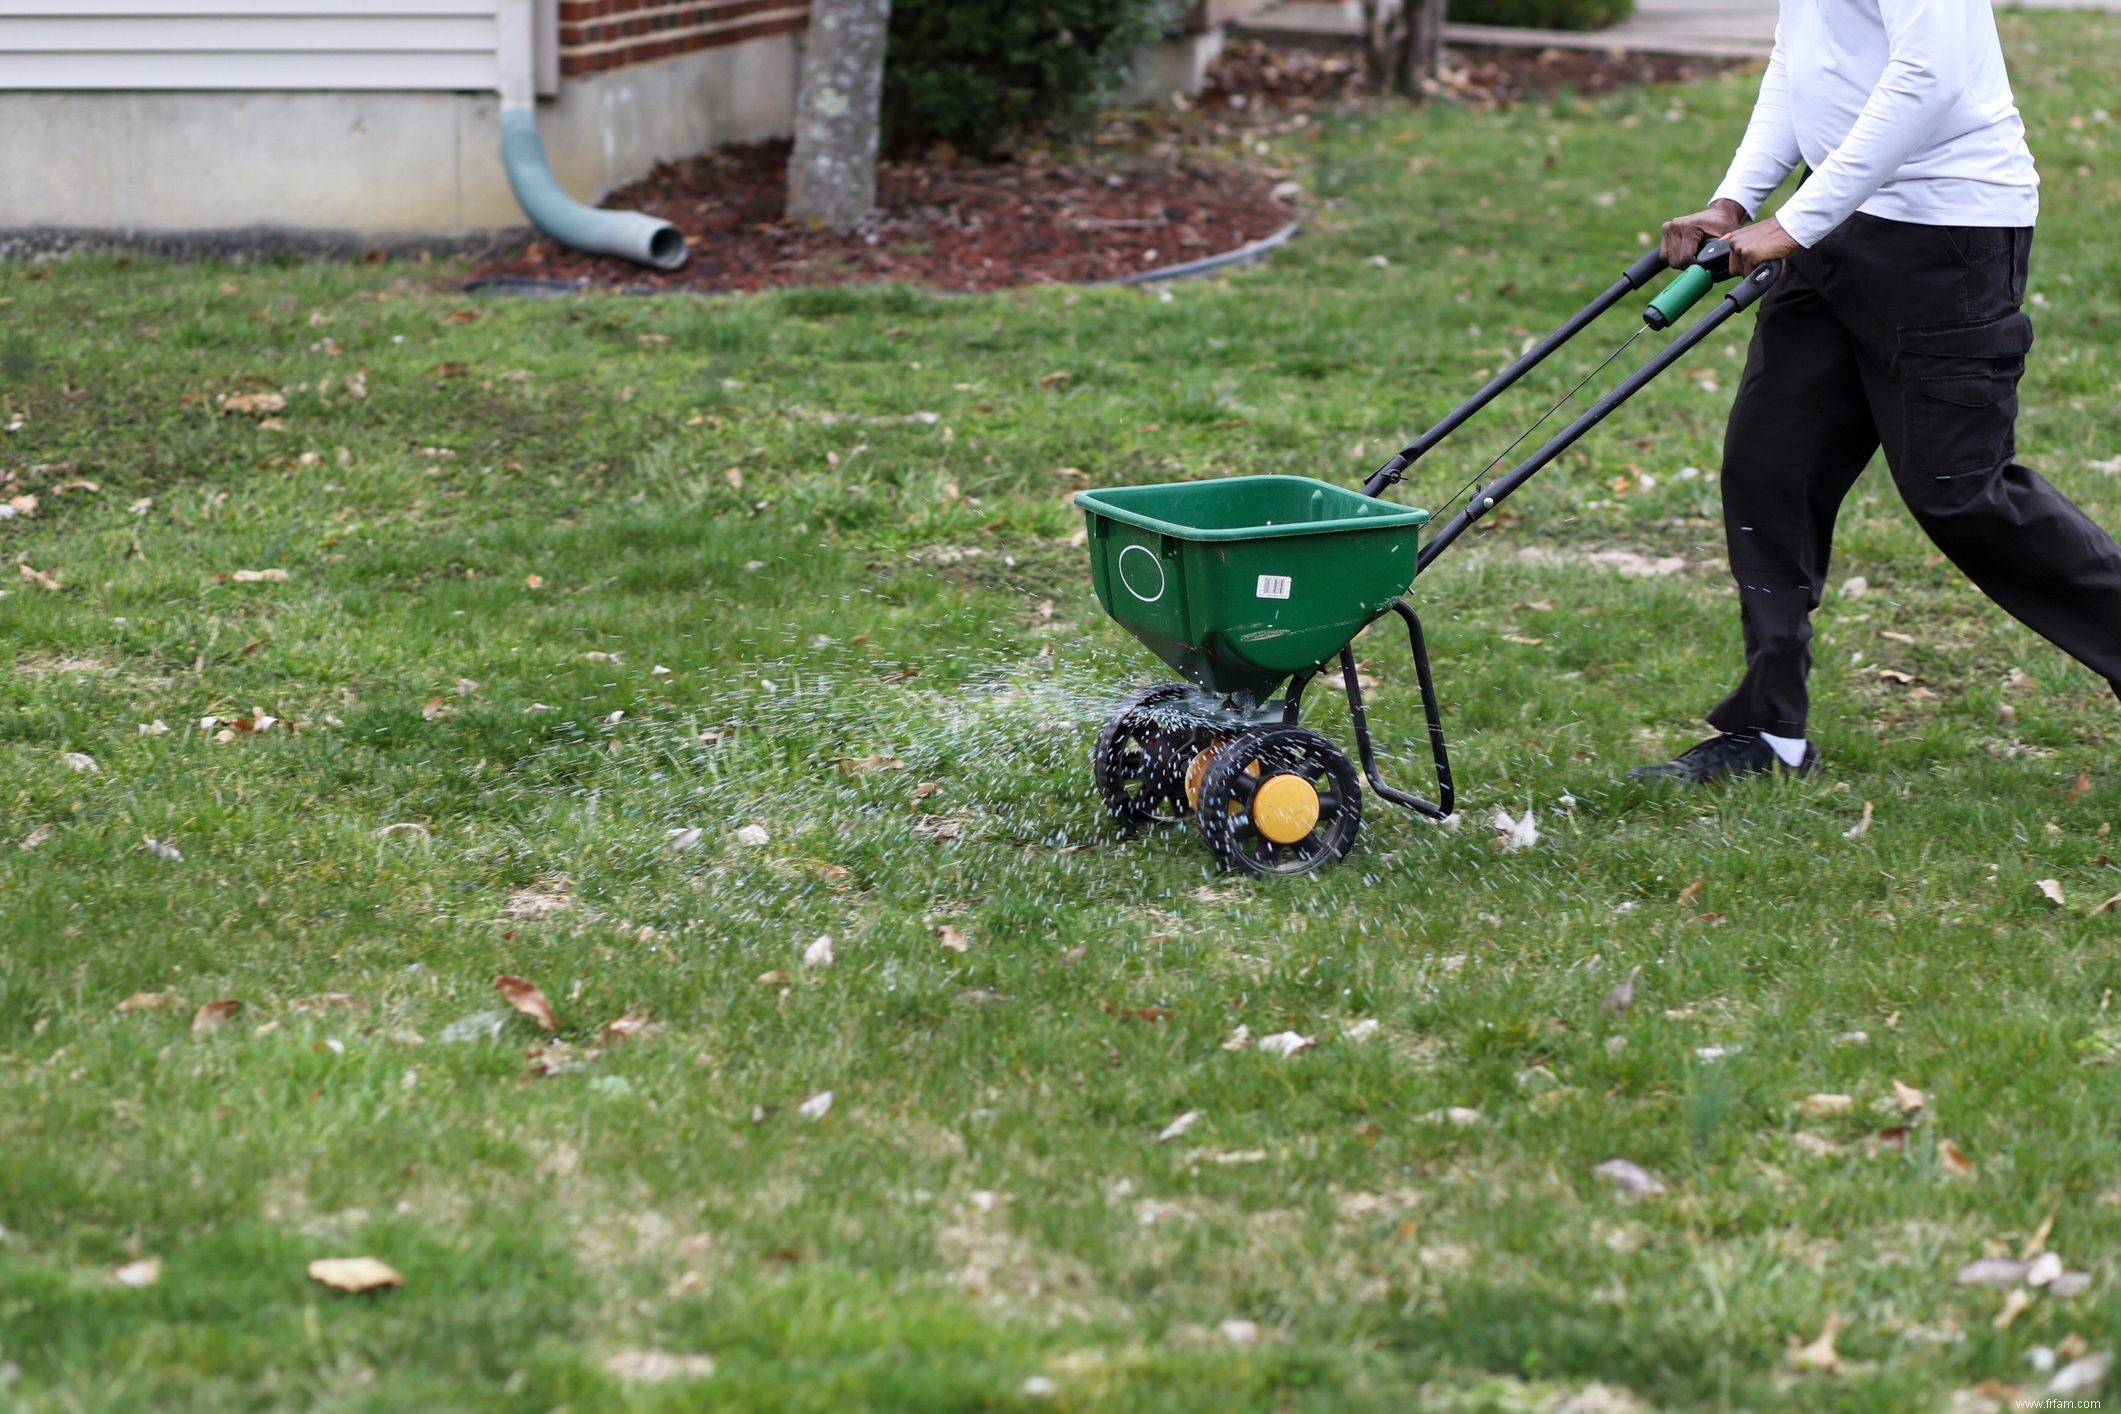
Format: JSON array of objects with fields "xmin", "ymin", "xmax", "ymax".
[{"xmin": 469, "ymin": 39, "xmax": 1740, "ymax": 296}]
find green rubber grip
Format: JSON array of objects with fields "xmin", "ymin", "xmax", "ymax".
[{"xmin": 1644, "ymin": 265, "xmax": 1714, "ymax": 330}]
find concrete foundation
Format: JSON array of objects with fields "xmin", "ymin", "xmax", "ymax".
[{"xmin": 0, "ymin": 33, "xmax": 798, "ymax": 247}]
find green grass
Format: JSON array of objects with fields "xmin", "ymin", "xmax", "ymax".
[{"xmin": 4, "ymin": 14, "xmax": 2121, "ymax": 1408}]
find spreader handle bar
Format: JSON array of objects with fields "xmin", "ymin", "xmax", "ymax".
[
  {"xmin": 1413, "ymin": 260, "xmax": 1780, "ymax": 574},
  {"xmin": 1362, "ymin": 247, "xmax": 1665, "ymax": 498}
]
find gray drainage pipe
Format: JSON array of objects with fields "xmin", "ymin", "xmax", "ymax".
[{"xmin": 496, "ymin": 0, "xmax": 687, "ymax": 271}]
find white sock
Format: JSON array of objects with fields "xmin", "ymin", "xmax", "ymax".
[{"xmin": 1758, "ymin": 731, "xmax": 1809, "ymax": 768}]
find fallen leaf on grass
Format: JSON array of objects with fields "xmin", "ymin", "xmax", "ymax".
[
  {"xmin": 1675, "ymin": 878, "xmax": 1704, "ymax": 909},
  {"xmin": 2098, "ymin": 893, "xmax": 2121, "ymax": 914},
  {"xmin": 2038, "ymin": 879, "xmax": 2067, "ymax": 907},
  {"xmin": 376, "ymin": 822, "xmax": 429, "ymax": 840},
  {"xmin": 597, "ymin": 1013, "xmax": 657, "ymax": 1046},
  {"xmin": 1789, "ymin": 1313, "xmax": 1841, "ymax": 1373},
  {"xmin": 1593, "ymin": 1158, "xmax": 1665, "ymax": 1197},
  {"xmin": 757, "ymin": 969, "xmax": 791, "ymax": 988},
  {"xmin": 494, "ymin": 975, "xmax": 557, "ymax": 1031},
  {"xmin": 294, "ymin": 993, "xmax": 361, "ymax": 1013},
  {"xmin": 191, "ymin": 999, "xmax": 242, "ymax": 1037},
  {"xmin": 1940, "ymin": 1138, "xmax": 1977, "ymax": 1176},
  {"xmin": 1345, "ymin": 1018, "xmax": 1381, "ymax": 1042},
  {"xmin": 1796, "ymin": 1093, "xmax": 1855, "ymax": 1118},
  {"xmin": 219, "ymin": 391, "xmax": 285, "ymax": 416},
  {"xmin": 834, "ymin": 756, "xmax": 906, "ymax": 774},
  {"xmin": 797, "ymin": 1090, "xmax": 832, "ymax": 1121},
  {"xmin": 606, "ymin": 1350, "xmax": 716, "ymax": 1383},
  {"xmin": 1994, "ymin": 1288, "xmax": 2033, "ymax": 1329},
  {"xmin": 1492, "ymin": 807, "xmax": 1538, "ymax": 852},
  {"xmin": 502, "ymin": 888, "xmax": 574, "ymax": 920},
  {"xmin": 1955, "ymin": 1256, "xmax": 2032, "ymax": 1287},
  {"xmin": 20, "ymin": 563, "xmax": 62, "ymax": 591},
  {"xmin": 118, "ymin": 992, "xmax": 184, "ymax": 1013},
  {"xmin": 62, "ymin": 751, "xmax": 96, "ymax": 772},
  {"xmin": 307, "ymin": 1256, "xmax": 403, "ymax": 1293},
  {"xmin": 2069, "ymin": 769, "xmax": 2093, "ymax": 803},
  {"xmin": 2049, "ymin": 1352, "xmax": 2111, "ymax": 1397},
  {"xmin": 1599, "ymin": 965, "xmax": 1641, "ymax": 1014},
  {"xmin": 802, "ymin": 934, "xmax": 834, "ymax": 968},
  {"xmin": 1218, "ymin": 1319, "xmax": 1261, "ymax": 1346},
  {"xmin": 666, "ymin": 827, "xmax": 704, "ymax": 851},
  {"xmin": 1257, "ymin": 1031, "xmax": 1313, "ymax": 1058},
  {"xmin": 1221, "ymin": 1024, "xmax": 1252, "ymax": 1051},
  {"xmin": 735, "ymin": 824, "xmax": 770, "ymax": 848},
  {"xmin": 912, "ymin": 780, "xmax": 942, "ymax": 800},
  {"xmin": 438, "ymin": 1008, "xmax": 511, "ymax": 1043},
  {"xmin": 2026, "ymin": 1251, "xmax": 2065, "ymax": 1287},
  {"xmin": 938, "ymin": 925, "xmax": 969, "ymax": 953},
  {"xmin": 1158, "ymin": 1110, "xmax": 1200, "ymax": 1142},
  {"xmin": 230, "ymin": 568, "xmax": 290, "ymax": 583},
  {"xmin": 1036, "ymin": 370, "xmax": 1072, "ymax": 389},
  {"xmin": 1890, "ymin": 1078, "xmax": 1926, "ymax": 1114},
  {"xmin": 111, "ymin": 1257, "xmax": 162, "ymax": 1287},
  {"xmin": 18, "ymin": 824, "xmax": 55, "ymax": 850},
  {"xmin": 1845, "ymin": 801, "xmax": 1874, "ymax": 839}
]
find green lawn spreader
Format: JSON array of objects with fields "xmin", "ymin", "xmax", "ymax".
[{"xmin": 1076, "ymin": 240, "xmax": 1779, "ymax": 875}]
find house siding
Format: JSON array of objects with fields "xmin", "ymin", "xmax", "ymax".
[{"xmin": 0, "ymin": 1, "xmax": 506, "ymax": 91}]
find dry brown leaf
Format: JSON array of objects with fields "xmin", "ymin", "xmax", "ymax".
[
  {"xmin": 1844, "ymin": 801, "xmax": 1874, "ymax": 839},
  {"xmin": 230, "ymin": 568, "xmax": 289, "ymax": 583},
  {"xmin": 1890, "ymin": 1078, "xmax": 1926, "ymax": 1114},
  {"xmin": 18, "ymin": 823, "xmax": 55, "ymax": 850},
  {"xmin": 1940, "ymin": 1138, "xmax": 1977, "ymax": 1176},
  {"xmin": 606, "ymin": 1350, "xmax": 716, "ymax": 1383},
  {"xmin": 220, "ymin": 391, "xmax": 286, "ymax": 416},
  {"xmin": 2069, "ymin": 769, "xmax": 2093, "ymax": 803},
  {"xmin": 494, "ymin": 975, "xmax": 557, "ymax": 1031},
  {"xmin": 1789, "ymin": 1313, "xmax": 1841, "ymax": 1373},
  {"xmin": 1796, "ymin": 1093, "xmax": 1855, "ymax": 1118},
  {"xmin": 756, "ymin": 969, "xmax": 791, "ymax": 988},
  {"xmin": 118, "ymin": 991, "xmax": 184, "ymax": 1013},
  {"xmin": 191, "ymin": 999, "xmax": 242, "ymax": 1037},
  {"xmin": 2038, "ymin": 879, "xmax": 2067, "ymax": 906},
  {"xmin": 2021, "ymin": 1208, "xmax": 2058, "ymax": 1259},
  {"xmin": 307, "ymin": 1256, "xmax": 404, "ymax": 1293},
  {"xmin": 1993, "ymin": 1288, "xmax": 2033, "ymax": 1329},
  {"xmin": 1599, "ymin": 965, "xmax": 1640, "ymax": 1015},
  {"xmin": 597, "ymin": 1012, "xmax": 657, "ymax": 1045},
  {"xmin": 913, "ymin": 780, "xmax": 942, "ymax": 800},
  {"xmin": 1036, "ymin": 370, "xmax": 1072, "ymax": 389},
  {"xmin": 834, "ymin": 756, "xmax": 906, "ymax": 774},
  {"xmin": 2098, "ymin": 892, "xmax": 2121, "ymax": 914},
  {"xmin": 938, "ymin": 925, "xmax": 969, "ymax": 953},
  {"xmin": 1676, "ymin": 877, "xmax": 1704, "ymax": 909},
  {"xmin": 19, "ymin": 563, "xmax": 61, "ymax": 591}
]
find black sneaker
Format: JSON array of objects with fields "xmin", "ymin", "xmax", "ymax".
[{"xmin": 1627, "ymin": 731, "xmax": 1819, "ymax": 784}]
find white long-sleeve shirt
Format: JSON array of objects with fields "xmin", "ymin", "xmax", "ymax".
[{"xmin": 1711, "ymin": 0, "xmax": 2039, "ymax": 247}]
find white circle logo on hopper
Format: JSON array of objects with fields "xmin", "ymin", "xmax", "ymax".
[{"xmin": 1117, "ymin": 544, "xmax": 1166, "ymax": 602}]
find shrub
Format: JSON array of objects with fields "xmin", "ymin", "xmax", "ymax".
[
  {"xmin": 1445, "ymin": 0, "xmax": 1632, "ymax": 30},
  {"xmin": 883, "ymin": 0, "xmax": 1179, "ymax": 158}
]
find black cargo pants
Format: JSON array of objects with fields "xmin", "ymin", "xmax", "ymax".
[{"xmin": 1706, "ymin": 212, "xmax": 2121, "ymax": 736}]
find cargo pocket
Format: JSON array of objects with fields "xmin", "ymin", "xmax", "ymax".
[{"xmin": 1896, "ymin": 311, "xmax": 2033, "ymax": 475}]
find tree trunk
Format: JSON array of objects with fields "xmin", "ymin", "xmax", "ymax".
[
  {"xmin": 785, "ymin": 0, "xmax": 893, "ymax": 232},
  {"xmin": 1359, "ymin": 0, "xmax": 1445, "ymax": 100}
]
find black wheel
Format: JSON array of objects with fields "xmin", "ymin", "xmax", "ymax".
[
  {"xmin": 1196, "ymin": 725, "xmax": 1362, "ymax": 876},
  {"xmin": 1093, "ymin": 683, "xmax": 1225, "ymax": 825}
]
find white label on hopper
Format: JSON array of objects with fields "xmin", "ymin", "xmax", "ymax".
[{"xmin": 1256, "ymin": 575, "xmax": 1292, "ymax": 600}]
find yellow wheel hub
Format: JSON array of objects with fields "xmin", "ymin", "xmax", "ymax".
[
  {"xmin": 1185, "ymin": 748, "xmax": 1218, "ymax": 811},
  {"xmin": 1252, "ymin": 774, "xmax": 1322, "ymax": 844}
]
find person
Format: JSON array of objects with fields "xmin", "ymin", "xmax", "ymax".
[{"xmin": 1630, "ymin": 0, "xmax": 2121, "ymax": 783}]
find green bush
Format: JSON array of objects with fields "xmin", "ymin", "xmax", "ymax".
[
  {"xmin": 883, "ymin": 0, "xmax": 1178, "ymax": 158},
  {"xmin": 1445, "ymin": 0, "xmax": 1632, "ymax": 30}
]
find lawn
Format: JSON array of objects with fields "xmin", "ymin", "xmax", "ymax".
[{"xmin": 4, "ymin": 12, "xmax": 2120, "ymax": 1409}]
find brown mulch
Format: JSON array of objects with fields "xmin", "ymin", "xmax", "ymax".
[
  {"xmin": 469, "ymin": 39, "xmax": 1741, "ymax": 296},
  {"xmin": 474, "ymin": 142, "xmax": 1294, "ymax": 295}
]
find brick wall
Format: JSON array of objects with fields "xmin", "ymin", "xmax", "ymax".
[{"xmin": 558, "ymin": 0, "xmax": 808, "ymax": 77}]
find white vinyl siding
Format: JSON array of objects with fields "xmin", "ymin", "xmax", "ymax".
[{"xmin": 0, "ymin": 0, "xmax": 509, "ymax": 91}]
